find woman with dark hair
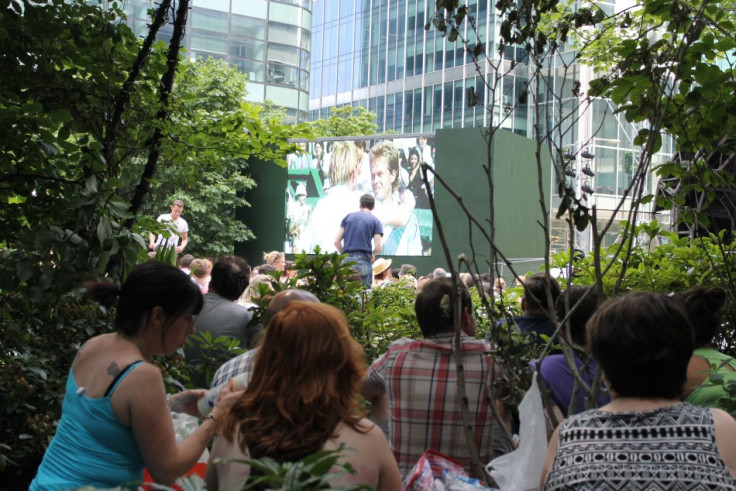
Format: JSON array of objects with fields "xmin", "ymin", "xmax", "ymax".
[
  {"xmin": 675, "ymin": 286, "xmax": 736, "ymax": 410},
  {"xmin": 31, "ymin": 262, "xmax": 240, "ymax": 490},
  {"xmin": 406, "ymin": 147, "xmax": 429, "ymax": 209},
  {"xmin": 206, "ymin": 302, "xmax": 401, "ymax": 490},
  {"xmin": 541, "ymin": 291, "xmax": 736, "ymax": 490}
]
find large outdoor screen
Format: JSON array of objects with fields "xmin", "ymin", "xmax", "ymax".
[{"xmin": 284, "ymin": 136, "xmax": 435, "ymax": 257}]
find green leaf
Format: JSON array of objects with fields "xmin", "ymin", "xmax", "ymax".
[
  {"xmin": 39, "ymin": 141, "xmax": 59, "ymax": 156},
  {"xmin": 49, "ymin": 108, "xmax": 73, "ymax": 123},
  {"xmin": 97, "ymin": 216, "xmax": 112, "ymax": 245},
  {"xmin": 448, "ymin": 27, "xmax": 459, "ymax": 42}
]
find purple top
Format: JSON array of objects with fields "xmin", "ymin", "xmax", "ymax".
[{"xmin": 530, "ymin": 354, "xmax": 610, "ymax": 417}]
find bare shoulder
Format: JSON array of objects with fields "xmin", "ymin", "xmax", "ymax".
[
  {"xmin": 711, "ymin": 408, "xmax": 736, "ymax": 477},
  {"xmin": 330, "ymin": 419, "xmax": 387, "ymax": 452},
  {"xmin": 74, "ymin": 333, "xmax": 112, "ymax": 360},
  {"xmin": 711, "ymin": 408, "xmax": 736, "ymax": 435}
]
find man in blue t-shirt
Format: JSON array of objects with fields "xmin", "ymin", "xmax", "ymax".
[{"xmin": 334, "ymin": 194, "xmax": 383, "ymax": 287}]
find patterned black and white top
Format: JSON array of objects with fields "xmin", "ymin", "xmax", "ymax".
[{"xmin": 544, "ymin": 402, "xmax": 736, "ymax": 490}]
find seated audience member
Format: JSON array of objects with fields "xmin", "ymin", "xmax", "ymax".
[
  {"xmin": 493, "ymin": 277, "xmax": 506, "ymax": 294},
  {"xmin": 257, "ymin": 263, "xmax": 276, "ymax": 275},
  {"xmin": 190, "ymin": 258, "xmax": 210, "ymax": 294},
  {"xmin": 399, "ymin": 263, "xmax": 417, "ymax": 279},
  {"xmin": 530, "ymin": 286, "xmax": 610, "ymax": 418},
  {"xmin": 210, "ymin": 289, "xmax": 319, "ymax": 388},
  {"xmin": 179, "ymin": 254, "xmax": 195, "ymax": 275},
  {"xmin": 491, "ymin": 273, "xmax": 561, "ymax": 346},
  {"xmin": 284, "ymin": 260, "xmax": 298, "ymax": 280},
  {"xmin": 362, "ymin": 277, "xmax": 511, "ymax": 478},
  {"xmin": 238, "ymin": 274, "xmax": 275, "ymax": 308},
  {"xmin": 459, "ymin": 272, "xmax": 473, "ymax": 289},
  {"xmin": 675, "ymin": 286, "xmax": 736, "ymax": 410},
  {"xmin": 372, "ymin": 258, "xmax": 393, "ymax": 288},
  {"xmin": 184, "ymin": 256, "xmax": 256, "ymax": 387},
  {"xmin": 416, "ymin": 275, "xmax": 430, "ymax": 292},
  {"xmin": 262, "ymin": 251, "xmax": 286, "ymax": 272},
  {"xmin": 30, "ymin": 262, "xmax": 240, "ymax": 490},
  {"xmin": 541, "ymin": 292, "xmax": 736, "ymax": 490},
  {"xmin": 431, "ymin": 267, "xmax": 447, "ymax": 278},
  {"xmin": 206, "ymin": 302, "xmax": 402, "ymax": 490}
]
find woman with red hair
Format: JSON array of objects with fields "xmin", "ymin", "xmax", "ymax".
[{"xmin": 206, "ymin": 302, "xmax": 401, "ymax": 490}]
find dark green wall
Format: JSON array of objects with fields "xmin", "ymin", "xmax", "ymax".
[
  {"xmin": 236, "ymin": 128, "xmax": 551, "ymax": 278},
  {"xmin": 432, "ymin": 127, "xmax": 551, "ymax": 279},
  {"xmin": 235, "ymin": 157, "xmax": 288, "ymax": 267}
]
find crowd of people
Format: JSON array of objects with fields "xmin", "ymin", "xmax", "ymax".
[{"xmin": 29, "ymin": 243, "xmax": 736, "ymax": 489}]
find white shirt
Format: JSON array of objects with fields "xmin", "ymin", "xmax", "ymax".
[{"xmin": 155, "ymin": 213, "xmax": 188, "ymax": 248}]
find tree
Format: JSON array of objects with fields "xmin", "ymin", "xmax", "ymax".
[
  {"xmin": 425, "ymin": 0, "xmax": 736, "ymax": 483},
  {"xmin": 0, "ymin": 1, "xmax": 305, "ymax": 298},
  {"xmin": 143, "ymin": 57, "xmax": 309, "ymax": 257},
  {"xmin": 309, "ymin": 105, "xmax": 378, "ymax": 137},
  {"xmin": 0, "ymin": 2, "xmax": 303, "ymax": 484}
]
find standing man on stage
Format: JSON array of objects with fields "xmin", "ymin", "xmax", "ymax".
[{"xmin": 149, "ymin": 199, "xmax": 189, "ymax": 254}]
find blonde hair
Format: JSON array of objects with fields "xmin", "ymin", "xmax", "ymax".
[
  {"xmin": 263, "ymin": 251, "xmax": 284, "ymax": 265},
  {"xmin": 240, "ymin": 274, "xmax": 275, "ymax": 303},
  {"xmin": 329, "ymin": 142, "xmax": 359, "ymax": 186}
]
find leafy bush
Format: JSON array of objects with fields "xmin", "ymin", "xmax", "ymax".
[
  {"xmin": 555, "ymin": 221, "xmax": 736, "ymax": 355},
  {"xmin": 0, "ymin": 292, "xmax": 113, "ymax": 488}
]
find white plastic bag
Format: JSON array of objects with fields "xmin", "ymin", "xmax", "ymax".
[{"xmin": 486, "ymin": 372, "xmax": 547, "ymax": 491}]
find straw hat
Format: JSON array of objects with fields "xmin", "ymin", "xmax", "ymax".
[{"xmin": 372, "ymin": 258, "xmax": 392, "ymax": 276}]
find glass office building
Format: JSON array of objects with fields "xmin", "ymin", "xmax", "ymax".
[
  {"xmin": 121, "ymin": 0, "xmax": 313, "ymax": 123},
  {"xmin": 308, "ymin": 0, "xmax": 673, "ymax": 252}
]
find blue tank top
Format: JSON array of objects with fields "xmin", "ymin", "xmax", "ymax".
[{"xmin": 30, "ymin": 361, "xmax": 146, "ymax": 490}]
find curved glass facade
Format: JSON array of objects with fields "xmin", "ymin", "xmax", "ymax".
[{"xmin": 122, "ymin": 0, "xmax": 312, "ymax": 123}]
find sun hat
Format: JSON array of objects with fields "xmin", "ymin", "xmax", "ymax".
[
  {"xmin": 295, "ymin": 182, "xmax": 307, "ymax": 196},
  {"xmin": 372, "ymin": 258, "xmax": 392, "ymax": 276}
]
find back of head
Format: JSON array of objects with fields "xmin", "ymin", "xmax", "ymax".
[
  {"xmin": 493, "ymin": 277, "xmax": 506, "ymax": 291},
  {"xmin": 432, "ymin": 267, "xmax": 447, "ymax": 278},
  {"xmin": 415, "ymin": 277, "xmax": 472, "ymax": 337},
  {"xmin": 179, "ymin": 254, "xmax": 195, "ymax": 268},
  {"xmin": 359, "ymin": 193, "xmax": 375, "ymax": 210},
  {"xmin": 209, "ymin": 255, "xmax": 251, "ymax": 301},
  {"xmin": 257, "ymin": 302, "xmax": 364, "ymax": 390},
  {"xmin": 229, "ymin": 302, "xmax": 365, "ymax": 461},
  {"xmin": 399, "ymin": 263, "xmax": 417, "ymax": 278},
  {"xmin": 190, "ymin": 258, "xmax": 209, "ymax": 279},
  {"xmin": 588, "ymin": 291, "xmax": 694, "ymax": 399},
  {"xmin": 266, "ymin": 289, "xmax": 320, "ymax": 322},
  {"xmin": 242, "ymin": 274, "xmax": 276, "ymax": 303},
  {"xmin": 673, "ymin": 285, "xmax": 727, "ymax": 347},
  {"xmin": 523, "ymin": 273, "xmax": 561, "ymax": 314},
  {"xmin": 329, "ymin": 141, "xmax": 359, "ymax": 186},
  {"xmin": 555, "ymin": 286, "xmax": 600, "ymax": 346},
  {"xmin": 86, "ymin": 261, "xmax": 203, "ymax": 336}
]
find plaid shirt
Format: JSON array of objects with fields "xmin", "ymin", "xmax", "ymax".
[
  {"xmin": 210, "ymin": 348, "xmax": 259, "ymax": 389},
  {"xmin": 368, "ymin": 333, "xmax": 499, "ymax": 477}
]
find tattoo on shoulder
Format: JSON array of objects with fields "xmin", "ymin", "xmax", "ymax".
[{"xmin": 107, "ymin": 361, "xmax": 121, "ymax": 377}]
